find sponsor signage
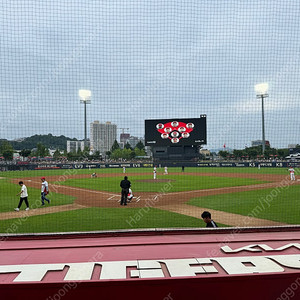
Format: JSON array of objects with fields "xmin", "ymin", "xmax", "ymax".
[
  {"xmin": 1, "ymin": 251, "xmax": 300, "ymax": 282},
  {"xmin": 1, "ymin": 232, "xmax": 300, "ymax": 283},
  {"xmin": 0, "ymin": 161, "xmax": 299, "ymax": 171}
]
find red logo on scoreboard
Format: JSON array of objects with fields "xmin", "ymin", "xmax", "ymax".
[{"xmin": 156, "ymin": 121, "xmax": 194, "ymax": 143}]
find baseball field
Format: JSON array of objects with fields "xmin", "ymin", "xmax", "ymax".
[{"xmin": 0, "ymin": 166, "xmax": 299, "ymax": 234}]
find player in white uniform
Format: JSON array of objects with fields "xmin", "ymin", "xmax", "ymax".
[
  {"xmin": 153, "ymin": 168, "xmax": 157, "ymax": 180},
  {"xmin": 127, "ymin": 188, "xmax": 133, "ymax": 202},
  {"xmin": 288, "ymin": 167, "xmax": 295, "ymax": 181},
  {"xmin": 164, "ymin": 166, "xmax": 168, "ymax": 175},
  {"xmin": 123, "ymin": 166, "xmax": 126, "ymax": 173}
]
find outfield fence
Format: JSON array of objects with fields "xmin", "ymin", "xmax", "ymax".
[{"xmin": 0, "ymin": 161, "xmax": 299, "ymax": 171}]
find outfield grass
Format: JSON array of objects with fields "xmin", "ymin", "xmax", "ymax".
[
  {"xmin": 0, "ymin": 207, "xmax": 228, "ymax": 233},
  {"xmin": 0, "ymin": 179, "xmax": 75, "ymax": 213},
  {"xmin": 0, "ymin": 167, "xmax": 151, "ymax": 178},
  {"xmin": 61, "ymin": 174, "xmax": 266, "ymax": 193},
  {"xmin": 183, "ymin": 167, "xmax": 295, "ymax": 175},
  {"xmin": 188, "ymin": 185, "xmax": 300, "ymax": 224},
  {"xmin": 0, "ymin": 166, "xmax": 295, "ymax": 179}
]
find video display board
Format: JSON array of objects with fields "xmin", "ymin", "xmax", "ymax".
[{"xmin": 145, "ymin": 116, "xmax": 206, "ymax": 146}]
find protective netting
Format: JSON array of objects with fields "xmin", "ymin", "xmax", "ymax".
[{"xmin": 0, "ymin": 1, "xmax": 299, "ymax": 233}]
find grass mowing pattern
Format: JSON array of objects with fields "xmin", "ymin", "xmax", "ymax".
[
  {"xmin": 188, "ymin": 185, "xmax": 300, "ymax": 224},
  {"xmin": 0, "ymin": 167, "xmax": 151, "ymax": 178},
  {"xmin": 0, "ymin": 166, "xmax": 294, "ymax": 179},
  {"xmin": 61, "ymin": 175, "xmax": 266, "ymax": 193},
  {"xmin": 0, "ymin": 207, "xmax": 228, "ymax": 233},
  {"xmin": 0, "ymin": 179, "xmax": 75, "ymax": 213}
]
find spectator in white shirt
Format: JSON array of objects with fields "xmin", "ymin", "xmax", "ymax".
[{"xmin": 15, "ymin": 181, "xmax": 29, "ymax": 211}]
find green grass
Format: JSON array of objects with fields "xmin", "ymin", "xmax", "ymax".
[
  {"xmin": 0, "ymin": 167, "xmax": 152, "ymax": 178},
  {"xmin": 170, "ymin": 167, "xmax": 295, "ymax": 175},
  {"xmin": 0, "ymin": 178, "xmax": 75, "ymax": 213},
  {"xmin": 0, "ymin": 167, "xmax": 296, "ymax": 233},
  {"xmin": 0, "ymin": 166, "xmax": 295, "ymax": 179},
  {"xmin": 188, "ymin": 185, "xmax": 300, "ymax": 224},
  {"xmin": 0, "ymin": 207, "xmax": 228, "ymax": 233},
  {"xmin": 60, "ymin": 175, "xmax": 266, "ymax": 193}
]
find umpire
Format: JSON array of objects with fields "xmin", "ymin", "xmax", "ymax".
[{"xmin": 120, "ymin": 176, "xmax": 131, "ymax": 206}]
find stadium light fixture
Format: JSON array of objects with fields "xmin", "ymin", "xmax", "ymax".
[
  {"xmin": 79, "ymin": 89, "xmax": 91, "ymax": 144},
  {"xmin": 255, "ymin": 83, "xmax": 269, "ymax": 154},
  {"xmin": 79, "ymin": 89, "xmax": 91, "ymax": 102}
]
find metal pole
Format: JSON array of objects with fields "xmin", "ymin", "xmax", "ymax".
[
  {"xmin": 261, "ymin": 95, "xmax": 265, "ymax": 154},
  {"xmin": 84, "ymin": 101, "xmax": 87, "ymax": 143}
]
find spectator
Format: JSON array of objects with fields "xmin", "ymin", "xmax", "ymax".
[{"xmin": 201, "ymin": 211, "xmax": 218, "ymax": 228}]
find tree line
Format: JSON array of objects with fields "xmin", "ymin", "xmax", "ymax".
[
  {"xmin": 0, "ymin": 137, "xmax": 295, "ymax": 161},
  {"xmin": 217, "ymin": 145, "xmax": 294, "ymax": 160}
]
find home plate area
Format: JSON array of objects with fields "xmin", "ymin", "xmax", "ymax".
[{"xmin": 106, "ymin": 195, "xmax": 141, "ymax": 203}]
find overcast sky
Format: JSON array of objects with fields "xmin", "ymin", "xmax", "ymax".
[{"xmin": 0, "ymin": 0, "xmax": 299, "ymax": 149}]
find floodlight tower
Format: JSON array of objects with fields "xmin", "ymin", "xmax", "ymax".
[
  {"xmin": 255, "ymin": 83, "xmax": 269, "ymax": 154},
  {"xmin": 79, "ymin": 89, "xmax": 91, "ymax": 145}
]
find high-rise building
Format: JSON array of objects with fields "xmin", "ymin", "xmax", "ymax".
[
  {"xmin": 67, "ymin": 141, "xmax": 85, "ymax": 153},
  {"xmin": 120, "ymin": 133, "xmax": 130, "ymax": 144},
  {"xmin": 90, "ymin": 121, "xmax": 117, "ymax": 154}
]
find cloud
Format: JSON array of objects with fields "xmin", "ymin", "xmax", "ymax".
[{"xmin": 235, "ymin": 95, "xmax": 300, "ymax": 114}]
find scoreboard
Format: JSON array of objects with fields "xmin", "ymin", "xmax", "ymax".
[{"xmin": 145, "ymin": 115, "xmax": 207, "ymax": 147}]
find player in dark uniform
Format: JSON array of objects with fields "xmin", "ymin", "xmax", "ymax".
[
  {"xmin": 120, "ymin": 176, "xmax": 131, "ymax": 206},
  {"xmin": 201, "ymin": 211, "xmax": 218, "ymax": 228}
]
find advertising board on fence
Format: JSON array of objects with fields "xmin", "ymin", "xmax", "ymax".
[{"xmin": 0, "ymin": 161, "xmax": 299, "ymax": 171}]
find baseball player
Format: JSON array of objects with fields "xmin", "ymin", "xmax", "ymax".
[
  {"xmin": 153, "ymin": 168, "xmax": 157, "ymax": 180},
  {"xmin": 288, "ymin": 166, "xmax": 296, "ymax": 181},
  {"xmin": 164, "ymin": 166, "xmax": 168, "ymax": 175},
  {"xmin": 41, "ymin": 177, "xmax": 50, "ymax": 206},
  {"xmin": 127, "ymin": 188, "xmax": 133, "ymax": 203},
  {"xmin": 153, "ymin": 165, "xmax": 157, "ymax": 179},
  {"xmin": 123, "ymin": 166, "xmax": 126, "ymax": 173}
]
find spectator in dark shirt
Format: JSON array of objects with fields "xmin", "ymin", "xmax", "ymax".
[
  {"xmin": 201, "ymin": 211, "xmax": 218, "ymax": 228},
  {"xmin": 120, "ymin": 176, "xmax": 131, "ymax": 206}
]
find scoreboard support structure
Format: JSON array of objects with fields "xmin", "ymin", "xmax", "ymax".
[{"xmin": 152, "ymin": 145, "xmax": 201, "ymax": 161}]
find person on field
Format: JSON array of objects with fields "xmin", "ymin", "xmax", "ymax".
[
  {"xmin": 288, "ymin": 166, "xmax": 296, "ymax": 181},
  {"xmin": 91, "ymin": 172, "xmax": 97, "ymax": 178},
  {"xmin": 15, "ymin": 181, "xmax": 29, "ymax": 211},
  {"xmin": 120, "ymin": 176, "xmax": 131, "ymax": 206},
  {"xmin": 201, "ymin": 211, "xmax": 218, "ymax": 228},
  {"xmin": 127, "ymin": 188, "xmax": 133, "ymax": 203},
  {"xmin": 164, "ymin": 166, "xmax": 168, "ymax": 175},
  {"xmin": 41, "ymin": 177, "xmax": 50, "ymax": 206},
  {"xmin": 153, "ymin": 168, "xmax": 157, "ymax": 179}
]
